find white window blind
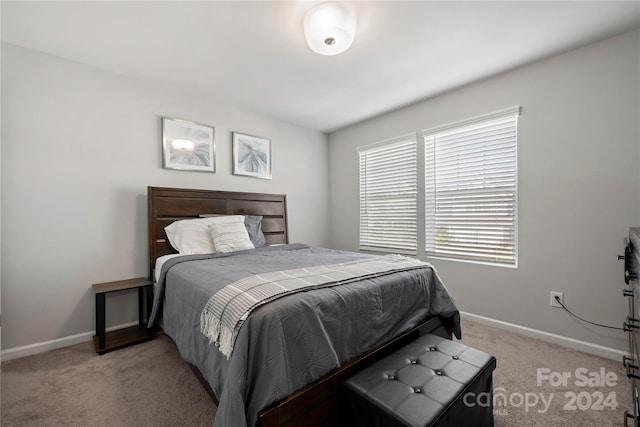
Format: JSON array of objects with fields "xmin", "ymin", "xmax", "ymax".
[
  {"xmin": 424, "ymin": 108, "xmax": 519, "ymax": 266},
  {"xmin": 359, "ymin": 136, "xmax": 417, "ymax": 255}
]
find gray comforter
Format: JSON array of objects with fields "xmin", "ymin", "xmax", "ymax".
[{"xmin": 149, "ymin": 244, "xmax": 460, "ymax": 427}]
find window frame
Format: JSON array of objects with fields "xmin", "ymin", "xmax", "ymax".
[
  {"xmin": 423, "ymin": 107, "xmax": 520, "ymax": 267},
  {"xmin": 358, "ymin": 134, "xmax": 418, "ymax": 256}
]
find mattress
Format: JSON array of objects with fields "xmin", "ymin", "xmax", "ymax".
[{"xmin": 154, "ymin": 253, "xmax": 183, "ymax": 283}]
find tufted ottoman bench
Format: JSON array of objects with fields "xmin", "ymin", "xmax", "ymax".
[{"xmin": 343, "ymin": 333, "xmax": 496, "ymax": 427}]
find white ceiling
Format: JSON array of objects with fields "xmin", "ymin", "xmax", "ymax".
[{"xmin": 2, "ymin": 1, "xmax": 640, "ymax": 133}]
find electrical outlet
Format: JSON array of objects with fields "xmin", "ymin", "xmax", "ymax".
[{"xmin": 550, "ymin": 292, "xmax": 564, "ymax": 308}]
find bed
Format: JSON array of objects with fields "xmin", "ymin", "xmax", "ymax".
[{"xmin": 146, "ymin": 186, "xmax": 461, "ymax": 427}]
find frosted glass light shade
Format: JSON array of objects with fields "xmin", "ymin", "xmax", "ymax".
[{"xmin": 304, "ymin": 2, "xmax": 356, "ymax": 56}]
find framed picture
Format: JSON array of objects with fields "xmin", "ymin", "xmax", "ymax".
[
  {"xmin": 162, "ymin": 117, "xmax": 215, "ymax": 172},
  {"xmin": 232, "ymin": 132, "xmax": 272, "ymax": 180}
]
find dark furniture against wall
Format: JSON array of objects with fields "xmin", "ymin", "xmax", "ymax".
[
  {"xmin": 93, "ymin": 277, "xmax": 154, "ymax": 354},
  {"xmin": 623, "ymin": 227, "xmax": 640, "ymax": 426}
]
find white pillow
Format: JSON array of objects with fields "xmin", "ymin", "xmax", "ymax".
[
  {"xmin": 207, "ymin": 220, "xmax": 254, "ymax": 253},
  {"xmin": 165, "ymin": 216, "xmax": 245, "ymax": 254}
]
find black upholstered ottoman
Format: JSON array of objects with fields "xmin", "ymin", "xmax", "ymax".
[{"xmin": 343, "ymin": 333, "xmax": 496, "ymax": 427}]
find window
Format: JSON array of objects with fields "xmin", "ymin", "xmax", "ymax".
[
  {"xmin": 424, "ymin": 107, "xmax": 519, "ymax": 266},
  {"xmin": 359, "ymin": 135, "xmax": 417, "ymax": 255}
]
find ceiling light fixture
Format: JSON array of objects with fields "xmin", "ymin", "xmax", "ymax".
[{"xmin": 304, "ymin": 2, "xmax": 356, "ymax": 56}]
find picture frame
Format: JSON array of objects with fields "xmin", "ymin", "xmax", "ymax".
[
  {"xmin": 162, "ymin": 117, "xmax": 215, "ymax": 172},
  {"xmin": 232, "ymin": 132, "xmax": 272, "ymax": 180}
]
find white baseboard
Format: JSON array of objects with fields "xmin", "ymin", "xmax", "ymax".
[
  {"xmin": 460, "ymin": 311, "xmax": 627, "ymax": 361},
  {"xmin": 1, "ymin": 321, "xmax": 139, "ymax": 362}
]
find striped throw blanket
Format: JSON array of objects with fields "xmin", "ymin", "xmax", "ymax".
[{"xmin": 200, "ymin": 254, "xmax": 429, "ymax": 358}]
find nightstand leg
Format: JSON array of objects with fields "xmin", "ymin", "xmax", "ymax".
[
  {"xmin": 138, "ymin": 287, "xmax": 144, "ymax": 327},
  {"xmin": 96, "ymin": 293, "xmax": 106, "ymax": 351},
  {"xmin": 145, "ymin": 285, "xmax": 154, "ymax": 334}
]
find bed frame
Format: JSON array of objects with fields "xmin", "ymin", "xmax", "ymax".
[{"xmin": 147, "ymin": 186, "xmax": 453, "ymax": 427}]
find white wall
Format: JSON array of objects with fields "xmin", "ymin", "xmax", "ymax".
[
  {"xmin": 1, "ymin": 43, "xmax": 329, "ymax": 351},
  {"xmin": 328, "ymin": 30, "xmax": 640, "ymax": 353}
]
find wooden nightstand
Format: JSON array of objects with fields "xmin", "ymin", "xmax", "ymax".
[{"xmin": 93, "ymin": 277, "xmax": 154, "ymax": 354}]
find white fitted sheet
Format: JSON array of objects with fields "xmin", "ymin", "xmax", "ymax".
[{"xmin": 154, "ymin": 254, "xmax": 183, "ymax": 283}]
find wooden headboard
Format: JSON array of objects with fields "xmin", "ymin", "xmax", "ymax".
[{"xmin": 147, "ymin": 186, "xmax": 288, "ymax": 279}]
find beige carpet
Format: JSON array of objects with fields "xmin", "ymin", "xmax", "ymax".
[
  {"xmin": 459, "ymin": 319, "xmax": 631, "ymax": 427},
  {"xmin": 1, "ymin": 334, "xmax": 216, "ymax": 426},
  {"xmin": 1, "ymin": 320, "xmax": 632, "ymax": 426}
]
